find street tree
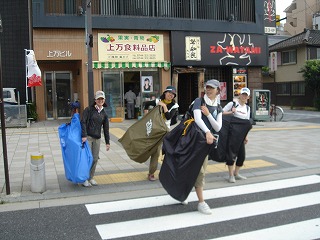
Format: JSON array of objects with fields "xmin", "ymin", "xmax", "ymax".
[{"xmin": 299, "ymin": 60, "xmax": 320, "ymax": 110}]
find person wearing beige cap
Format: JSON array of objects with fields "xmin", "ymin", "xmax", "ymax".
[
  {"xmin": 80, "ymin": 90, "xmax": 110, "ymax": 187},
  {"xmin": 190, "ymin": 79, "xmax": 223, "ymax": 214}
]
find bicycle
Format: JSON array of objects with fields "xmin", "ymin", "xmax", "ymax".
[{"xmin": 269, "ymin": 104, "xmax": 284, "ymax": 121}]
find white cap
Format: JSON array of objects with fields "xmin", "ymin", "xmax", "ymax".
[
  {"xmin": 240, "ymin": 87, "xmax": 250, "ymax": 96},
  {"xmin": 95, "ymin": 90, "xmax": 105, "ymax": 99}
]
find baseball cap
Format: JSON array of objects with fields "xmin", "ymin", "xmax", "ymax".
[
  {"xmin": 205, "ymin": 79, "xmax": 220, "ymax": 89},
  {"xmin": 95, "ymin": 90, "xmax": 105, "ymax": 99},
  {"xmin": 240, "ymin": 87, "xmax": 250, "ymax": 96},
  {"xmin": 164, "ymin": 86, "xmax": 176, "ymax": 97}
]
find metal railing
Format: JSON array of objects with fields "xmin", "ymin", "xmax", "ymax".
[
  {"xmin": 44, "ymin": 0, "xmax": 256, "ymax": 22},
  {"xmin": 1, "ymin": 105, "xmax": 28, "ymax": 128}
]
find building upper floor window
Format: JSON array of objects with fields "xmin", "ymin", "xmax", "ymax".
[
  {"xmin": 317, "ymin": 48, "xmax": 320, "ymax": 59},
  {"xmin": 282, "ymin": 50, "xmax": 296, "ymax": 64},
  {"xmin": 44, "ymin": 0, "xmax": 256, "ymax": 23}
]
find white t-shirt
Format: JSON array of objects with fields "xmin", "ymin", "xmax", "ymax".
[{"xmin": 223, "ymin": 100, "xmax": 250, "ymax": 120}]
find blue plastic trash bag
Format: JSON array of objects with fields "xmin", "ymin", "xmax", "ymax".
[{"xmin": 58, "ymin": 113, "xmax": 93, "ymax": 184}]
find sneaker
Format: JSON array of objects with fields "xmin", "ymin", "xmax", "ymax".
[
  {"xmin": 89, "ymin": 179, "xmax": 98, "ymax": 186},
  {"xmin": 229, "ymin": 176, "xmax": 236, "ymax": 183},
  {"xmin": 148, "ymin": 174, "xmax": 156, "ymax": 181},
  {"xmin": 181, "ymin": 200, "xmax": 188, "ymax": 205},
  {"xmin": 82, "ymin": 180, "xmax": 91, "ymax": 187},
  {"xmin": 235, "ymin": 174, "xmax": 247, "ymax": 180},
  {"xmin": 197, "ymin": 202, "xmax": 212, "ymax": 215}
]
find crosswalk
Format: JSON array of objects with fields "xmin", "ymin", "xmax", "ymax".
[{"xmin": 85, "ymin": 175, "xmax": 320, "ymax": 240}]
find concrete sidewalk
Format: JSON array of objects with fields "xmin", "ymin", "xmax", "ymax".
[{"xmin": 0, "ymin": 109, "xmax": 319, "ymax": 208}]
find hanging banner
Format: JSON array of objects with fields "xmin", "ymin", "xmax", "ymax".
[
  {"xmin": 264, "ymin": 0, "xmax": 277, "ymax": 34},
  {"xmin": 269, "ymin": 51, "xmax": 277, "ymax": 72},
  {"xmin": 26, "ymin": 50, "xmax": 42, "ymax": 87}
]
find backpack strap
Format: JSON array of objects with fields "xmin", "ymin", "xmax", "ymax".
[{"xmin": 233, "ymin": 101, "xmax": 249, "ymax": 111}]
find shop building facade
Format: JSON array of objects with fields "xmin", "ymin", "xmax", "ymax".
[
  {"xmin": 32, "ymin": 0, "xmax": 270, "ymax": 120},
  {"xmin": 33, "ymin": 29, "xmax": 171, "ymax": 120}
]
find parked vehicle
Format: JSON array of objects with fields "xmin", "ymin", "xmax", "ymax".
[{"xmin": 3, "ymin": 88, "xmax": 19, "ymax": 105}]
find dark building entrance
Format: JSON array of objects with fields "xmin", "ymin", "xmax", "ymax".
[{"xmin": 177, "ymin": 73, "xmax": 199, "ymax": 114}]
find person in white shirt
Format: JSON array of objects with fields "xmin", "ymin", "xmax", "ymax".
[{"xmin": 223, "ymin": 87, "xmax": 250, "ymax": 183}]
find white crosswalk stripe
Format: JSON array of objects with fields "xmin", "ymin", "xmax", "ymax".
[
  {"xmin": 85, "ymin": 175, "xmax": 320, "ymax": 240},
  {"xmin": 211, "ymin": 218, "xmax": 320, "ymax": 240},
  {"xmin": 86, "ymin": 175, "xmax": 320, "ymax": 214}
]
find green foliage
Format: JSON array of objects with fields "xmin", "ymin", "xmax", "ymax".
[
  {"xmin": 261, "ymin": 66, "xmax": 270, "ymax": 73},
  {"xmin": 299, "ymin": 60, "xmax": 320, "ymax": 107},
  {"xmin": 27, "ymin": 102, "xmax": 38, "ymax": 121}
]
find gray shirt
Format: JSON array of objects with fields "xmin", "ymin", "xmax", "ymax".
[{"xmin": 124, "ymin": 90, "xmax": 136, "ymax": 103}]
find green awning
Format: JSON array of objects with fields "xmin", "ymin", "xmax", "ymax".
[{"xmin": 93, "ymin": 61, "xmax": 171, "ymax": 69}]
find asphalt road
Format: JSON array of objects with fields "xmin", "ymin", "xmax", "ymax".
[
  {"xmin": 281, "ymin": 108, "xmax": 320, "ymax": 123},
  {"xmin": 1, "ymin": 175, "xmax": 320, "ymax": 240}
]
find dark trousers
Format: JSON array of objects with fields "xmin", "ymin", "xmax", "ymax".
[{"xmin": 226, "ymin": 141, "xmax": 245, "ymax": 167}]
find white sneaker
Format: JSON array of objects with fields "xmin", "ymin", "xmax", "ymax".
[
  {"xmin": 181, "ymin": 200, "xmax": 188, "ymax": 205},
  {"xmin": 229, "ymin": 176, "xmax": 236, "ymax": 183},
  {"xmin": 89, "ymin": 179, "xmax": 98, "ymax": 186},
  {"xmin": 235, "ymin": 174, "xmax": 247, "ymax": 180},
  {"xmin": 82, "ymin": 180, "xmax": 91, "ymax": 187},
  {"xmin": 197, "ymin": 202, "xmax": 212, "ymax": 215}
]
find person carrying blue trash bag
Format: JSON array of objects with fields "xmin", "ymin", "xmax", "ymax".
[{"xmin": 58, "ymin": 112, "xmax": 93, "ymax": 185}]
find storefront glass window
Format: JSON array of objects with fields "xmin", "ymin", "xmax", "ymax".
[
  {"xmin": 101, "ymin": 69, "xmax": 159, "ymax": 119},
  {"xmin": 102, "ymin": 72, "xmax": 124, "ymax": 118}
]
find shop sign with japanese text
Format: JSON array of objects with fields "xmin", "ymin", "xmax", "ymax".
[
  {"xmin": 98, "ymin": 33, "xmax": 164, "ymax": 62},
  {"xmin": 171, "ymin": 31, "xmax": 267, "ymax": 66}
]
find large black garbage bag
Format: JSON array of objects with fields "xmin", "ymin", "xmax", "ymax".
[
  {"xmin": 119, "ymin": 106, "xmax": 168, "ymax": 163},
  {"xmin": 209, "ymin": 115, "xmax": 252, "ymax": 163},
  {"xmin": 160, "ymin": 119, "xmax": 212, "ymax": 202}
]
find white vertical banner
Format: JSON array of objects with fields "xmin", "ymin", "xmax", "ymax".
[
  {"xmin": 269, "ymin": 51, "xmax": 277, "ymax": 72},
  {"xmin": 26, "ymin": 50, "xmax": 42, "ymax": 87},
  {"xmin": 185, "ymin": 36, "xmax": 201, "ymax": 61}
]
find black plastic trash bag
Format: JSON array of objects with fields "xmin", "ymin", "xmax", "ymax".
[
  {"xmin": 119, "ymin": 106, "xmax": 168, "ymax": 163},
  {"xmin": 209, "ymin": 114, "xmax": 252, "ymax": 163},
  {"xmin": 58, "ymin": 113, "xmax": 93, "ymax": 184},
  {"xmin": 160, "ymin": 119, "xmax": 212, "ymax": 202}
]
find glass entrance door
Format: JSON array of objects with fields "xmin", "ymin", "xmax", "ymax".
[
  {"xmin": 102, "ymin": 72, "xmax": 124, "ymax": 118},
  {"xmin": 45, "ymin": 71, "xmax": 72, "ymax": 119}
]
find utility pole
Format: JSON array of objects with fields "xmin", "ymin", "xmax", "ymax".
[
  {"xmin": 86, "ymin": 0, "xmax": 94, "ymax": 103},
  {"xmin": 0, "ymin": 14, "xmax": 11, "ymax": 195}
]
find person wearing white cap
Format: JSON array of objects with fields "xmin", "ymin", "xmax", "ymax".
[
  {"xmin": 81, "ymin": 90, "xmax": 110, "ymax": 187},
  {"xmin": 190, "ymin": 79, "xmax": 223, "ymax": 214},
  {"xmin": 223, "ymin": 87, "xmax": 251, "ymax": 183}
]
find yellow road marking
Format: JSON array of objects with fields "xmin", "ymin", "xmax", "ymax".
[
  {"xmin": 6, "ymin": 124, "xmax": 319, "ymax": 136},
  {"xmin": 94, "ymin": 159, "xmax": 276, "ymax": 185},
  {"xmin": 251, "ymin": 125, "xmax": 320, "ymax": 131},
  {"xmin": 109, "ymin": 128, "xmax": 125, "ymax": 138}
]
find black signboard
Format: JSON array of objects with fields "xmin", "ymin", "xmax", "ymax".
[
  {"xmin": 171, "ymin": 31, "xmax": 268, "ymax": 67},
  {"xmin": 264, "ymin": 0, "xmax": 277, "ymax": 34}
]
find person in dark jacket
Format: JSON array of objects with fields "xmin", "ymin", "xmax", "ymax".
[
  {"xmin": 143, "ymin": 86, "xmax": 179, "ymax": 181},
  {"xmin": 81, "ymin": 90, "xmax": 110, "ymax": 187}
]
